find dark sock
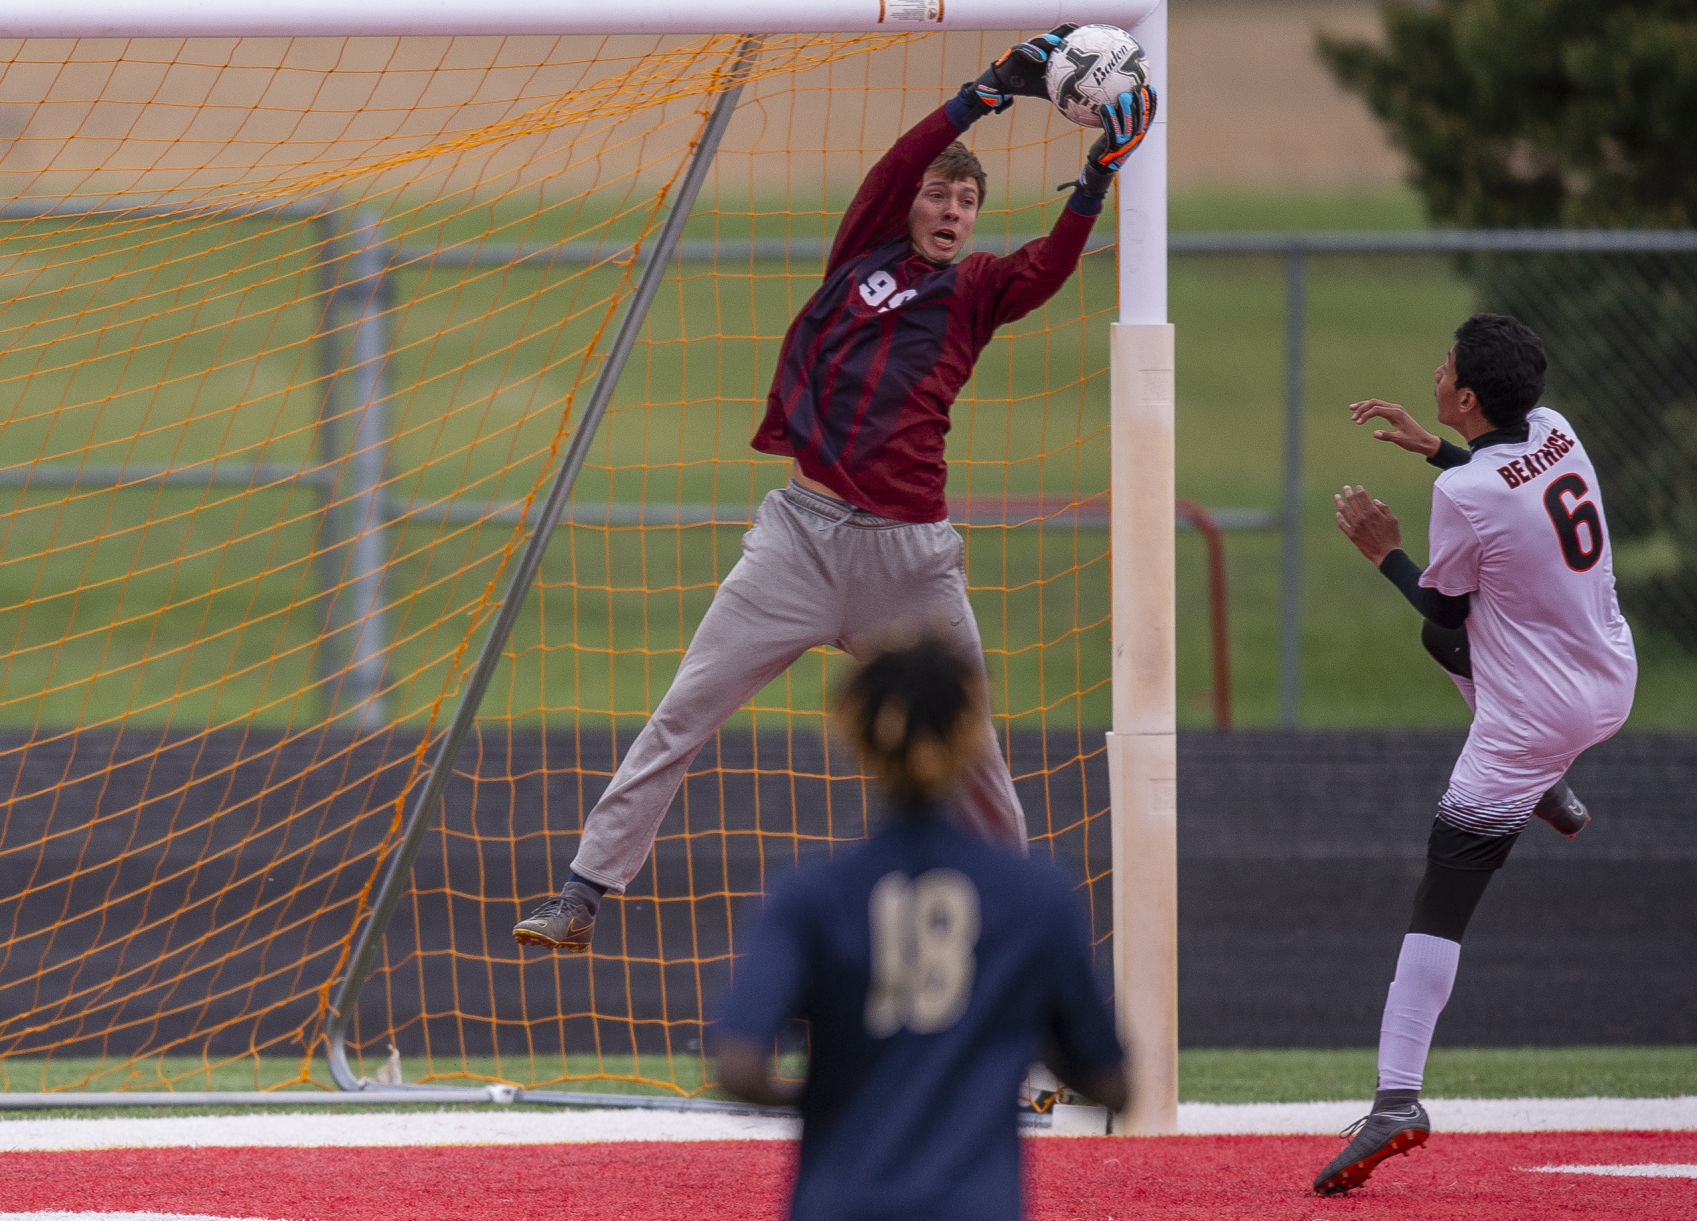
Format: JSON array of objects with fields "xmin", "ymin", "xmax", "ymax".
[
  {"xmin": 1373, "ymin": 1087, "xmax": 1420, "ymax": 1112},
  {"xmin": 566, "ymin": 872, "xmax": 608, "ymax": 912}
]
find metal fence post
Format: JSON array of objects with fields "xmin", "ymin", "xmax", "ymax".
[
  {"xmin": 1279, "ymin": 243, "xmax": 1307, "ymax": 727},
  {"xmin": 343, "ymin": 209, "xmax": 392, "ymax": 732},
  {"xmin": 321, "ymin": 205, "xmax": 392, "ymax": 732},
  {"xmin": 312, "ymin": 204, "xmax": 348, "ymax": 716}
]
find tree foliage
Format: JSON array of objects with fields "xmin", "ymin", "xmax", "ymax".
[
  {"xmin": 1319, "ymin": 0, "xmax": 1697, "ymax": 228},
  {"xmin": 1320, "ymin": 0, "xmax": 1697, "ymax": 645}
]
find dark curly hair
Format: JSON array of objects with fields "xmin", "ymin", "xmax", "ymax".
[{"xmin": 1453, "ymin": 313, "xmax": 1547, "ymax": 429}]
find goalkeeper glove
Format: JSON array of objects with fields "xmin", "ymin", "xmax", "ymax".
[
  {"xmin": 1073, "ymin": 86, "xmax": 1158, "ymax": 197},
  {"xmin": 959, "ymin": 23, "xmax": 1077, "ymax": 117}
]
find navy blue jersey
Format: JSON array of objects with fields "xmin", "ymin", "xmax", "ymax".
[
  {"xmin": 751, "ymin": 105, "xmax": 1100, "ymax": 523},
  {"xmin": 715, "ymin": 813, "xmax": 1123, "ymax": 1221}
]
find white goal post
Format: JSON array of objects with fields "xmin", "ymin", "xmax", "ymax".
[{"xmin": 4, "ymin": 0, "xmax": 1176, "ymax": 1134}]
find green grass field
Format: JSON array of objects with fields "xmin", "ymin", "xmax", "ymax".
[
  {"xmin": 1, "ymin": 185, "xmax": 1691, "ymax": 734},
  {"xmin": 3, "ymin": 1046, "xmax": 1693, "ymax": 1118}
]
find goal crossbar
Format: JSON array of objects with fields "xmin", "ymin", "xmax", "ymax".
[{"xmin": 2, "ymin": 1, "xmax": 1158, "ymax": 39}]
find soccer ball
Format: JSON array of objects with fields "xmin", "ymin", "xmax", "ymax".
[{"xmin": 1044, "ymin": 24, "xmax": 1150, "ymax": 129}]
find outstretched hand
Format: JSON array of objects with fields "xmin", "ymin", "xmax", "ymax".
[
  {"xmin": 970, "ymin": 23, "xmax": 1077, "ymax": 113},
  {"xmin": 1334, "ymin": 484, "xmax": 1402, "ymax": 566},
  {"xmin": 1073, "ymin": 87, "xmax": 1159, "ymax": 196},
  {"xmin": 1349, "ymin": 398, "xmax": 1440, "ymax": 458}
]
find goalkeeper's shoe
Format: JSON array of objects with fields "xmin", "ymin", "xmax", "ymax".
[
  {"xmin": 513, "ymin": 883, "xmax": 599, "ymax": 953},
  {"xmin": 1018, "ymin": 1064, "xmax": 1061, "ymax": 1115},
  {"xmin": 1533, "ymin": 780, "xmax": 1590, "ymax": 838},
  {"xmin": 1312, "ymin": 1101, "xmax": 1429, "ymax": 1196}
]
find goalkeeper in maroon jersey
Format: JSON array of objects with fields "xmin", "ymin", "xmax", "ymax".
[{"xmin": 513, "ymin": 29, "xmax": 1157, "ymax": 953}]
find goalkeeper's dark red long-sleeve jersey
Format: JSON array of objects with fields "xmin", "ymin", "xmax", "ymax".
[{"xmin": 750, "ymin": 102, "xmax": 1102, "ymax": 523}]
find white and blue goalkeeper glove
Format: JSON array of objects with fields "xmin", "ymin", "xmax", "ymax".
[{"xmin": 1074, "ymin": 86, "xmax": 1158, "ymax": 196}]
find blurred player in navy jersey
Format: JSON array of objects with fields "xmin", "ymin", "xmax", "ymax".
[
  {"xmin": 713, "ymin": 628, "xmax": 1128, "ymax": 1221},
  {"xmin": 1314, "ymin": 314, "xmax": 1636, "ymax": 1196},
  {"xmin": 513, "ymin": 28, "xmax": 1156, "ymax": 954}
]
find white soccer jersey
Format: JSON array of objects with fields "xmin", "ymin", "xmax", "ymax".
[{"xmin": 1422, "ymin": 407, "xmax": 1637, "ymax": 830}]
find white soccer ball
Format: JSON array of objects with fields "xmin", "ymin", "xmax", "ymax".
[{"xmin": 1044, "ymin": 24, "xmax": 1150, "ymax": 129}]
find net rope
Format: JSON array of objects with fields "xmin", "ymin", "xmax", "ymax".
[{"xmin": 0, "ymin": 31, "xmax": 1115, "ymax": 1097}]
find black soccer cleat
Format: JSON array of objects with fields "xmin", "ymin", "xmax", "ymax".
[
  {"xmin": 1312, "ymin": 1100, "xmax": 1430, "ymax": 1196},
  {"xmin": 1532, "ymin": 781, "xmax": 1590, "ymax": 838},
  {"xmin": 512, "ymin": 884, "xmax": 599, "ymax": 953}
]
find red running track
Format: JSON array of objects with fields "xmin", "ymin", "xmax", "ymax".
[{"xmin": 1, "ymin": 1131, "xmax": 1693, "ymax": 1220}]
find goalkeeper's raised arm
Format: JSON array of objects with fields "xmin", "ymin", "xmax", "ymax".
[
  {"xmin": 829, "ymin": 27, "xmax": 1156, "ymax": 270},
  {"xmin": 513, "ymin": 34, "xmax": 1153, "ymax": 959}
]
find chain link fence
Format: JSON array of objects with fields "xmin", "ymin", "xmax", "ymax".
[
  {"xmin": 1172, "ymin": 231, "xmax": 1697, "ymax": 728},
  {"xmin": 1474, "ymin": 246, "xmax": 1697, "ymax": 648}
]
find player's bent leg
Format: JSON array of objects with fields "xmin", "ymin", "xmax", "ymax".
[
  {"xmin": 1408, "ymin": 822, "xmax": 1514, "ymax": 938},
  {"xmin": 1420, "ymin": 618, "xmax": 1476, "ymax": 710},
  {"xmin": 1532, "ymin": 778, "xmax": 1590, "ymax": 837},
  {"xmin": 843, "ymin": 525, "xmax": 1028, "ymax": 852},
  {"xmin": 1313, "ymin": 821, "xmax": 1512, "ymax": 1195},
  {"xmin": 929, "ymin": 532, "xmax": 1027, "ymax": 851},
  {"xmin": 517, "ymin": 613, "xmax": 802, "ymax": 952},
  {"xmin": 836, "ymin": 641, "xmax": 1025, "ymax": 853},
  {"xmin": 515, "ymin": 493, "xmax": 833, "ymax": 952},
  {"xmin": 951, "ymin": 738, "xmax": 1030, "ymax": 853},
  {"xmin": 1419, "ymin": 618, "xmax": 1471, "ymax": 679},
  {"xmin": 1390, "ymin": 825, "xmax": 1512, "ymax": 1075},
  {"xmin": 568, "ymin": 576, "xmax": 821, "ymax": 886},
  {"xmin": 1447, "ymin": 729, "xmax": 1591, "ymax": 839},
  {"xmin": 944, "ymin": 629, "xmax": 1027, "ymax": 852}
]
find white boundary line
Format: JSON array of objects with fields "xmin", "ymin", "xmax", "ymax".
[
  {"xmin": 1175, "ymin": 1096, "xmax": 1697, "ymax": 1136},
  {"xmin": 0, "ymin": 1215, "xmax": 280, "ymax": 1221},
  {"xmin": 1528, "ymin": 1163, "xmax": 1697, "ymax": 1177},
  {"xmin": 1, "ymin": 1097, "xmax": 1694, "ymax": 1151}
]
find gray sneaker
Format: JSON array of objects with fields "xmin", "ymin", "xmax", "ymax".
[
  {"xmin": 512, "ymin": 884, "xmax": 598, "ymax": 953},
  {"xmin": 1312, "ymin": 1101, "xmax": 1430, "ymax": 1196},
  {"xmin": 1533, "ymin": 781, "xmax": 1590, "ymax": 837}
]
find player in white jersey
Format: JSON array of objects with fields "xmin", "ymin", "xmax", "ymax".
[{"xmin": 1313, "ymin": 314, "xmax": 1637, "ymax": 1196}]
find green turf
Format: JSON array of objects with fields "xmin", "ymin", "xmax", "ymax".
[
  {"xmin": 3, "ymin": 1046, "xmax": 1692, "ymax": 1119},
  {"xmin": 1179, "ymin": 1045, "xmax": 1697, "ymax": 1104},
  {"xmin": 1, "ymin": 185, "xmax": 1691, "ymax": 735}
]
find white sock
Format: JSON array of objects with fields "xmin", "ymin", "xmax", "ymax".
[{"xmin": 1376, "ymin": 933, "xmax": 1461, "ymax": 1093}]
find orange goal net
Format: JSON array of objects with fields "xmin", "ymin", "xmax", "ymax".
[{"xmin": 0, "ymin": 30, "xmax": 1118, "ymax": 1101}]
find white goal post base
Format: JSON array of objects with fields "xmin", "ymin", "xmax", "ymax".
[{"xmin": 1108, "ymin": 320, "xmax": 1178, "ymax": 1136}]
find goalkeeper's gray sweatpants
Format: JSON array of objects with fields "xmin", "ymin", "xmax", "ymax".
[{"xmin": 569, "ymin": 481, "xmax": 1029, "ymax": 892}]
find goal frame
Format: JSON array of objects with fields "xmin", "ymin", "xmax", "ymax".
[{"xmin": 1, "ymin": 0, "xmax": 1176, "ymax": 1134}]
